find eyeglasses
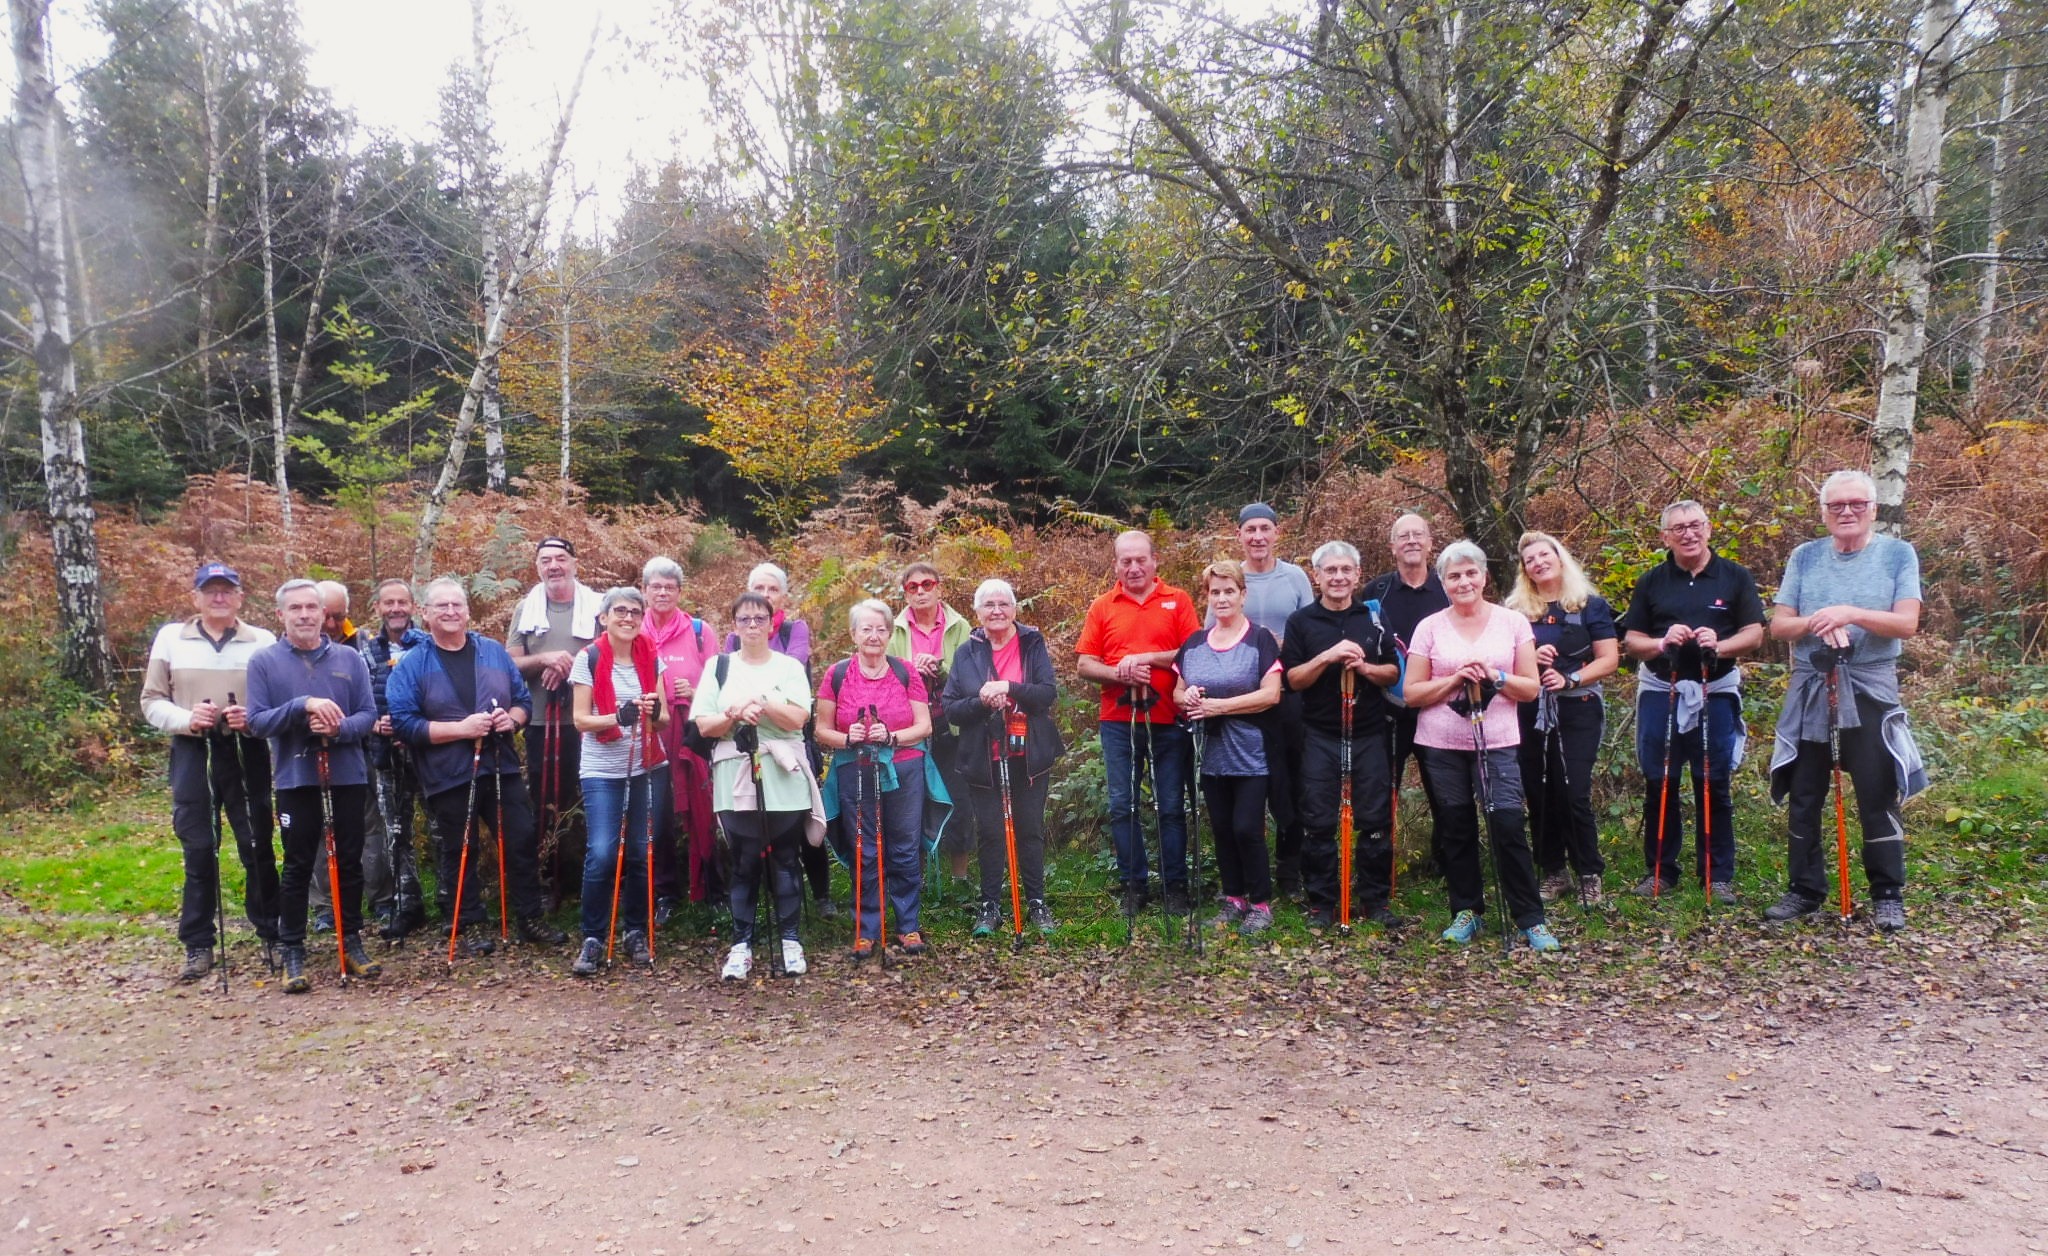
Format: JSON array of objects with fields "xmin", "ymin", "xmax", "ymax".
[
  {"xmin": 1824, "ymin": 499, "xmax": 1871, "ymax": 516},
  {"xmin": 1664, "ymin": 521, "xmax": 1708, "ymax": 535},
  {"xmin": 608, "ymin": 607, "xmax": 645, "ymax": 619},
  {"xmin": 734, "ymin": 614, "xmax": 771, "ymax": 627},
  {"xmin": 426, "ymin": 601, "xmax": 467, "ymax": 611},
  {"xmin": 902, "ymin": 578, "xmax": 939, "ymax": 593}
]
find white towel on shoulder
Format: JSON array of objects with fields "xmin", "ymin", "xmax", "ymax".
[{"xmin": 511, "ymin": 581, "xmax": 601, "ymax": 641}]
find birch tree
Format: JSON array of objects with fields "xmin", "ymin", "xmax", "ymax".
[{"xmin": 7, "ymin": 0, "xmax": 113, "ymax": 691}]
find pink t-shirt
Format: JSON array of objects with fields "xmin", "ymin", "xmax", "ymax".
[
  {"xmin": 1410, "ymin": 604, "xmax": 1532, "ymax": 751},
  {"xmin": 822, "ymin": 660, "xmax": 929, "ymax": 761},
  {"xmin": 908, "ymin": 615, "xmax": 947, "ymax": 662},
  {"xmin": 991, "ymin": 633, "xmax": 1024, "ymax": 684}
]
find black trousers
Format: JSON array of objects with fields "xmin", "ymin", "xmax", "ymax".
[
  {"xmin": 1517, "ymin": 696, "xmax": 1605, "ymax": 878},
  {"xmin": 1784, "ymin": 693, "xmax": 1908, "ymax": 904},
  {"xmin": 1390, "ymin": 705, "xmax": 1448, "ymax": 872},
  {"xmin": 970, "ymin": 769, "xmax": 1050, "ymax": 906},
  {"xmin": 1298, "ymin": 723, "xmax": 1393, "ymax": 912},
  {"xmin": 525, "ymin": 696, "xmax": 585, "ymax": 896},
  {"xmin": 169, "ymin": 733, "xmax": 280, "ymax": 949},
  {"xmin": 424, "ymin": 773, "xmax": 548, "ymax": 928},
  {"xmin": 1204, "ymin": 773, "xmax": 1272, "ymax": 903},
  {"xmin": 1419, "ymin": 745, "xmax": 1545, "ymax": 929},
  {"xmin": 370, "ymin": 755, "xmax": 424, "ymax": 919},
  {"xmin": 1267, "ymin": 690, "xmax": 1305, "ymax": 871},
  {"xmin": 721, "ymin": 808, "xmax": 804, "ymax": 945},
  {"xmin": 274, "ymin": 783, "xmax": 368, "ymax": 947}
]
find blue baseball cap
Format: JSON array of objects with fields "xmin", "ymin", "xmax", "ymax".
[{"xmin": 192, "ymin": 562, "xmax": 241, "ymax": 589}]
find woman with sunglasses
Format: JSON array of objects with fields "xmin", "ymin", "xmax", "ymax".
[
  {"xmin": 693, "ymin": 591, "xmax": 815, "ymax": 980},
  {"xmin": 1506, "ymin": 532, "xmax": 1619, "ymax": 908},
  {"xmin": 889, "ymin": 563, "xmax": 975, "ymax": 887},
  {"xmin": 568, "ymin": 587, "xmax": 670, "ymax": 975}
]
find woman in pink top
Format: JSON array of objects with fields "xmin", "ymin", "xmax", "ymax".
[{"xmin": 1402, "ymin": 541, "xmax": 1558, "ymax": 953}]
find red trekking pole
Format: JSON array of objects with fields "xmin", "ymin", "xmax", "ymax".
[
  {"xmin": 606, "ymin": 718, "xmax": 641, "ymax": 964},
  {"xmin": 998, "ymin": 702, "xmax": 1025, "ymax": 946},
  {"xmin": 1650, "ymin": 646, "xmax": 1680, "ymax": 901},
  {"xmin": 1698, "ymin": 654, "xmax": 1714, "ymax": 917},
  {"xmin": 316, "ymin": 738, "xmax": 347, "ymax": 983},
  {"xmin": 446, "ymin": 737, "xmax": 484, "ymax": 965},
  {"xmin": 491, "ymin": 702, "xmax": 509, "ymax": 941},
  {"xmin": 1338, "ymin": 669, "xmax": 1355, "ymax": 930},
  {"xmin": 1826, "ymin": 657, "xmax": 1853, "ymax": 922}
]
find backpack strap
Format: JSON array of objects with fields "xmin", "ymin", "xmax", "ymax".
[{"xmin": 828, "ymin": 655, "xmax": 916, "ymax": 704}]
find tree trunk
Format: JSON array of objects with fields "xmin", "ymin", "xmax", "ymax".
[
  {"xmin": 473, "ymin": 0, "xmax": 508, "ymax": 492},
  {"xmin": 1871, "ymin": 0, "xmax": 1958, "ymax": 535},
  {"xmin": 11, "ymin": 0, "xmax": 112, "ymax": 693},
  {"xmin": 287, "ymin": 164, "xmax": 345, "ymax": 431},
  {"xmin": 255, "ymin": 107, "xmax": 292, "ymax": 535},
  {"xmin": 558, "ymin": 242, "xmax": 573, "ymax": 480},
  {"xmin": 413, "ymin": 28, "xmax": 595, "ymax": 584},
  {"xmin": 195, "ymin": 0, "xmax": 224, "ymax": 463},
  {"xmin": 1964, "ymin": 61, "xmax": 2014, "ymax": 406}
]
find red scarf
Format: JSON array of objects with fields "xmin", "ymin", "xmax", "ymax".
[{"xmin": 590, "ymin": 633, "xmax": 667, "ymax": 767}]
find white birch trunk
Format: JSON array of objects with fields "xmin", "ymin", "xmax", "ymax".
[
  {"xmin": 10, "ymin": 0, "xmax": 112, "ymax": 691},
  {"xmin": 1871, "ymin": 0, "xmax": 1957, "ymax": 535},
  {"xmin": 413, "ymin": 29, "xmax": 595, "ymax": 583},
  {"xmin": 1965, "ymin": 62, "xmax": 2014, "ymax": 405},
  {"xmin": 255, "ymin": 109, "xmax": 292, "ymax": 534},
  {"xmin": 558, "ymin": 245, "xmax": 572, "ymax": 480},
  {"xmin": 473, "ymin": 0, "xmax": 508, "ymax": 492},
  {"xmin": 196, "ymin": 0, "xmax": 224, "ymax": 460},
  {"xmin": 286, "ymin": 165, "xmax": 345, "ymax": 424}
]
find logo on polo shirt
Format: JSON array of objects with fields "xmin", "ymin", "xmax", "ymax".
[
  {"xmin": 1163, "ymin": 601, "xmax": 1178, "ymax": 610},
  {"xmin": 1712, "ymin": 599, "xmax": 1727, "ymax": 609}
]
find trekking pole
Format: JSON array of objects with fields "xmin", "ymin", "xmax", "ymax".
[
  {"xmin": 868, "ymin": 704, "xmax": 888, "ymax": 953},
  {"xmin": 1185, "ymin": 714, "xmax": 1205, "ymax": 957},
  {"xmin": 204, "ymin": 731, "xmax": 230, "ymax": 992},
  {"xmin": 852, "ymin": 721, "xmax": 868, "ymax": 960},
  {"xmin": 491, "ymin": 702, "xmax": 509, "ymax": 942},
  {"xmin": 1825, "ymin": 653, "xmax": 1853, "ymax": 923},
  {"xmin": 1542, "ymin": 686, "xmax": 1585, "ymax": 913},
  {"xmin": 1125, "ymin": 687, "xmax": 1143, "ymax": 946},
  {"xmin": 606, "ymin": 716, "xmax": 639, "ymax": 964},
  {"xmin": 446, "ymin": 736, "xmax": 484, "ymax": 965},
  {"xmin": 1698, "ymin": 651, "xmax": 1715, "ymax": 918},
  {"xmin": 645, "ymin": 700, "xmax": 658, "ymax": 964},
  {"xmin": 1650, "ymin": 647, "xmax": 1680, "ymax": 901},
  {"xmin": 1467, "ymin": 680, "xmax": 1512, "ymax": 954},
  {"xmin": 1386, "ymin": 714, "xmax": 1400, "ymax": 898},
  {"xmin": 1339, "ymin": 669, "xmax": 1355, "ymax": 932},
  {"xmin": 747, "ymin": 722, "xmax": 786, "ymax": 977},
  {"xmin": 225, "ymin": 693, "xmax": 276, "ymax": 975},
  {"xmin": 997, "ymin": 704, "xmax": 1025, "ymax": 949},
  {"xmin": 316, "ymin": 737, "xmax": 347, "ymax": 983}
]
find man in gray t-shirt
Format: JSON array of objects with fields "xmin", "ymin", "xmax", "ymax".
[
  {"xmin": 1209, "ymin": 503, "xmax": 1316, "ymax": 896},
  {"xmin": 1765, "ymin": 470, "xmax": 1925, "ymax": 933}
]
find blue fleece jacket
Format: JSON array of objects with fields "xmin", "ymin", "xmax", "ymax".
[
  {"xmin": 244, "ymin": 636, "xmax": 377, "ymax": 788},
  {"xmin": 387, "ymin": 631, "xmax": 532, "ymax": 798}
]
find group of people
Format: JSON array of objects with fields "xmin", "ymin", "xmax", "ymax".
[{"xmin": 143, "ymin": 468, "xmax": 1926, "ymax": 991}]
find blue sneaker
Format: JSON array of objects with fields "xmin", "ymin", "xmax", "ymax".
[
  {"xmin": 1523, "ymin": 923, "xmax": 1562, "ymax": 953},
  {"xmin": 1441, "ymin": 910, "xmax": 1481, "ymax": 945}
]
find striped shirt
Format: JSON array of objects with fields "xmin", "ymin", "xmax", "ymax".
[{"xmin": 140, "ymin": 617, "xmax": 277, "ymax": 735}]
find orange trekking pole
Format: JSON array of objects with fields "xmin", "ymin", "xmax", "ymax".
[
  {"xmin": 491, "ymin": 702, "xmax": 509, "ymax": 941},
  {"xmin": 1825, "ymin": 655, "xmax": 1853, "ymax": 921},
  {"xmin": 1650, "ymin": 645, "xmax": 1680, "ymax": 901},
  {"xmin": 998, "ymin": 702, "xmax": 1026, "ymax": 946},
  {"xmin": 316, "ymin": 738, "xmax": 347, "ymax": 982},
  {"xmin": 1338, "ymin": 669, "xmax": 1355, "ymax": 930},
  {"xmin": 606, "ymin": 719, "xmax": 641, "ymax": 964},
  {"xmin": 1698, "ymin": 654, "xmax": 1714, "ymax": 916},
  {"xmin": 446, "ymin": 737, "xmax": 483, "ymax": 964}
]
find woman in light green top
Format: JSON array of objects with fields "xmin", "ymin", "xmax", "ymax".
[{"xmin": 691, "ymin": 591, "xmax": 814, "ymax": 980}]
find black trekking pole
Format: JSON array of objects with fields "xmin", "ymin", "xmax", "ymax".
[
  {"xmin": 1125, "ymin": 688, "xmax": 1143, "ymax": 947},
  {"xmin": 866, "ymin": 704, "xmax": 889, "ymax": 964},
  {"xmin": 1467, "ymin": 681, "xmax": 1512, "ymax": 955},
  {"xmin": 743, "ymin": 723, "xmax": 785, "ymax": 978},
  {"xmin": 1185, "ymin": 713, "xmax": 1205, "ymax": 957},
  {"xmin": 1698, "ymin": 649, "xmax": 1718, "ymax": 919},
  {"xmin": 204, "ymin": 729, "xmax": 230, "ymax": 992},
  {"xmin": 224, "ymin": 693, "xmax": 277, "ymax": 975},
  {"xmin": 1541, "ymin": 687, "xmax": 1586, "ymax": 914}
]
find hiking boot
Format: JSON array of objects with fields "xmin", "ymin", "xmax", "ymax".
[
  {"xmin": 1523, "ymin": 923, "xmax": 1563, "ymax": 953},
  {"xmin": 1210, "ymin": 898, "xmax": 1248, "ymax": 929},
  {"xmin": 379, "ymin": 907, "xmax": 428, "ymax": 941},
  {"xmin": 898, "ymin": 931, "xmax": 930, "ymax": 956},
  {"xmin": 816, "ymin": 897, "xmax": 840, "ymax": 920},
  {"xmin": 516, "ymin": 914, "xmax": 568, "ymax": 946},
  {"xmin": 1539, "ymin": 869, "xmax": 1572, "ymax": 902},
  {"xmin": 281, "ymin": 945, "xmax": 310, "ymax": 994},
  {"xmin": 1763, "ymin": 891, "xmax": 1823, "ymax": 923},
  {"xmin": 571, "ymin": 937, "xmax": 603, "ymax": 976},
  {"xmin": 1162, "ymin": 885, "xmax": 1192, "ymax": 916},
  {"xmin": 1577, "ymin": 875, "xmax": 1605, "ymax": 907},
  {"xmin": 1240, "ymin": 903, "xmax": 1274, "ymax": 937},
  {"xmin": 1028, "ymin": 900, "xmax": 1057, "ymax": 934},
  {"xmin": 720, "ymin": 943, "xmax": 753, "ymax": 981},
  {"xmin": 179, "ymin": 946, "xmax": 214, "ymax": 983},
  {"xmin": 653, "ymin": 897, "xmax": 678, "ymax": 928},
  {"xmin": 1119, "ymin": 884, "xmax": 1147, "ymax": 919},
  {"xmin": 1630, "ymin": 874, "xmax": 1673, "ymax": 898},
  {"xmin": 851, "ymin": 937, "xmax": 875, "ymax": 963},
  {"xmin": 972, "ymin": 901, "xmax": 1001, "ymax": 938},
  {"xmin": 1305, "ymin": 906, "xmax": 1335, "ymax": 931},
  {"xmin": 1362, "ymin": 905, "xmax": 1410, "ymax": 930},
  {"xmin": 1441, "ymin": 909, "xmax": 1481, "ymax": 945},
  {"xmin": 1873, "ymin": 899, "xmax": 1907, "ymax": 933},
  {"xmin": 456, "ymin": 928, "xmax": 496, "ymax": 958},
  {"xmin": 310, "ymin": 908, "xmax": 334, "ymax": 934},
  {"xmin": 1710, "ymin": 881, "xmax": 1737, "ymax": 907},
  {"xmin": 781, "ymin": 938, "xmax": 807, "ymax": 975},
  {"xmin": 341, "ymin": 934, "xmax": 383, "ymax": 980},
  {"xmin": 622, "ymin": 929, "xmax": 653, "ymax": 967}
]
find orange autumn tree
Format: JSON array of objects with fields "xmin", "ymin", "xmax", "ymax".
[{"xmin": 680, "ymin": 241, "xmax": 891, "ymax": 532}]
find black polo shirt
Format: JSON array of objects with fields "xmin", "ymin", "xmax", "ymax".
[
  {"xmin": 1280, "ymin": 598, "xmax": 1398, "ymax": 733},
  {"xmin": 1363, "ymin": 569, "xmax": 1448, "ymax": 649},
  {"xmin": 1616, "ymin": 551, "xmax": 1765, "ymax": 681}
]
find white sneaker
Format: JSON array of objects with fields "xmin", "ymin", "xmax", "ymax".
[
  {"xmin": 720, "ymin": 943, "xmax": 752, "ymax": 982},
  {"xmin": 780, "ymin": 939, "xmax": 807, "ymax": 976}
]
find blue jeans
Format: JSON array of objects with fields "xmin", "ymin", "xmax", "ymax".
[
  {"xmin": 1635, "ymin": 689, "xmax": 1741, "ymax": 885},
  {"xmin": 579, "ymin": 771, "xmax": 670, "ymax": 941},
  {"xmin": 837, "ymin": 759, "xmax": 927, "ymax": 940},
  {"xmin": 1099, "ymin": 719, "xmax": 1191, "ymax": 891}
]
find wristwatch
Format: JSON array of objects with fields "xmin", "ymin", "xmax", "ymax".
[{"xmin": 1568, "ymin": 670, "xmax": 1582, "ymax": 688}]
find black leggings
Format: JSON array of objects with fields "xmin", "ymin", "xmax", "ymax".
[
  {"xmin": 1517, "ymin": 695, "xmax": 1605, "ymax": 878},
  {"xmin": 721, "ymin": 809, "xmax": 805, "ymax": 945},
  {"xmin": 1203, "ymin": 774, "xmax": 1272, "ymax": 903},
  {"xmin": 1783, "ymin": 693, "xmax": 1907, "ymax": 903}
]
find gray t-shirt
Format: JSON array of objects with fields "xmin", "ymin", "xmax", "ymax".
[
  {"xmin": 1177, "ymin": 632, "xmax": 1276, "ymax": 775},
  {"xmin": 1776, "ymin": 535, "xmax": 1921, "ymax": 669},
  {"xmin": 1207, "ymin": 561, "xmax": 1314, "ymax": 644}
]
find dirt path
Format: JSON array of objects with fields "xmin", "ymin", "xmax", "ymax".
[{"xmin": 4, "ymin": 928, "xmax": 2045, "ymax": 1256}]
